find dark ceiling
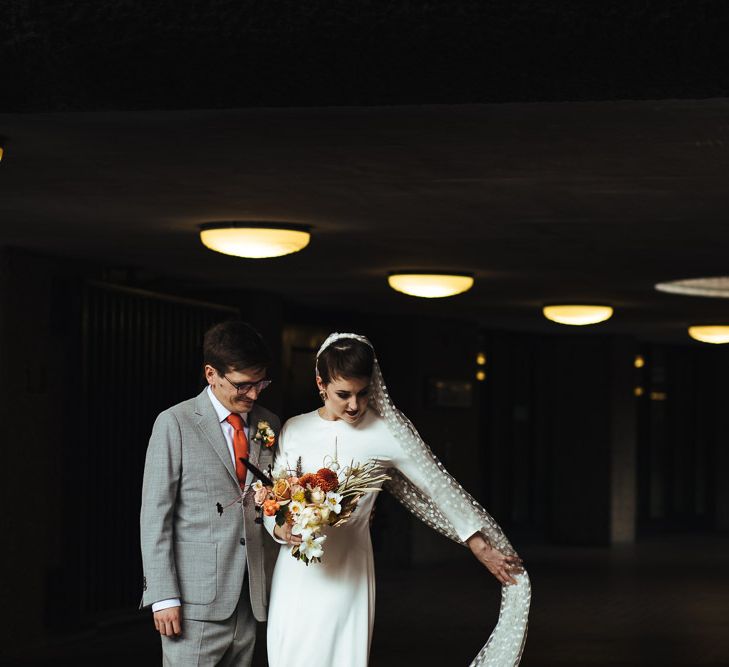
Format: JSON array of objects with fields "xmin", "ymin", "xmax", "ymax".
[
  {"xmin": 1, "ymin": 3, "xmax": 729, "ymax": 342},
  {"xmin": 2, "ymin": 1, "xmax": 729, "ymax": 112}
]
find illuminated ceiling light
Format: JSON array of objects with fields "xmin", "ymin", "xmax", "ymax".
[
  {"xmin": 688, "ymin": 325, "xmax": 729, "ymax": 344},
  {"xmin": 476, "ymin": 352, "xmax": 487, "ymax": 366},
  {"xmin": 199, "ymin": 222, "xmax": 311, "ymax": 259},
  {"xmin": 476, "ymin": 370, "xmax": 486, "ymax": 382},
  {"xmin": 656, "ymin": 277, "xmax": 729, "ymax": 298},
  {"xmin": 650, "ymin": 391, "xmax": 667, "ymax": 401},
  {"xmin": 542, "ymin": 304, "xmax": 614, "ymax": 326},
  {"xmin": 387, "ymin": 272, "xmax": 474, "ymax": 298},
  {"xmin": 634, "ymin": 355, "xmax": 645, "ymax": 369},
  {"xmin": 634, "ymin": 386, "xmax": 645, "ymax": 397}
]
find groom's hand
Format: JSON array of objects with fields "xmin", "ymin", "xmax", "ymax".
[
  {"xmin": 154, "ymin": 606, "xmax": 182, "ymax": 637},
  {"xmin": 467, "ymin": 533, "xmax": 523, "ymax": 586}
]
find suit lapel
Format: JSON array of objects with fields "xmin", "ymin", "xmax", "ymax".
[
  {"xmin": 194, "ymin": 389, "xmax": 238, "ymax": 485},
  {"xmin": 247, "ymin": 405, "xmax": 261, "ymax": 471}
]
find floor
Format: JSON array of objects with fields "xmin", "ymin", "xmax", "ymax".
[{"xmin": 4, "ymin": 534, "xmax": 728, "ymax": 666}]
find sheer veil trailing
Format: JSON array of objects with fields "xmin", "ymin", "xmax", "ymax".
[{"xmin": 317, "ymin": 333, "xmax": 531, "ymax": 667}]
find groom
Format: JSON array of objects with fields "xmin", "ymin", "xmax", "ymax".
[{"xmin": 140, "ymin": 320, "xmax": 280, "ymax": 665}]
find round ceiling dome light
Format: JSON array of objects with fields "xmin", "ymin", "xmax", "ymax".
[
  {"xmin": 542, "ymin": 304, "xmax": 614, "ymax": 326},
  {"xmin": 655, "ymin": 277, "xmax": 729, "ymax": 299},
  {"xmin": 387, "ymin": 272, "xmax": 474, "ymax": 298},
  {"xmin": 688, "ymin": 326, "xmax": 729, "ymax": 344},
  {"xmin": 199, "ymin": 222, "xmax": 311, "ymax": 259}
]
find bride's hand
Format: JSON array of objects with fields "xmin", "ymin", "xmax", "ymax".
[
  {"xmin": 467, "ymin": 533, "xmax": 523, "ymax": 586},
  {"xmin": 273, "ymin": 522, "xmax": 303, "ymax": 545}
]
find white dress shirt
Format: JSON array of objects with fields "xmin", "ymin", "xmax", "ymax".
[{"xmin": 151, "ymin": 387, "xmax": 249, "ymax": 613}]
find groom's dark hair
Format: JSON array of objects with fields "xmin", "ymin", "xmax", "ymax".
[{"xmin": 203, "ymin": 320, "xmax": 272, "ymax": 373}]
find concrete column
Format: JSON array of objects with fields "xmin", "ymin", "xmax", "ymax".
[{"xmin": 609, "ymin": 337, "xmax": 638, "ymax": 543}]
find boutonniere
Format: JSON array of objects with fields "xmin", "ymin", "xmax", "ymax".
[{"xmin": 252, "ymin": 420, "xmax": 276, "ymax": 448}]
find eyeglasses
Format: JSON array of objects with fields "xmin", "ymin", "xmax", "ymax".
[{"xmin": 223, "ymin": 374, "xmax": 272, "ymax": 395}]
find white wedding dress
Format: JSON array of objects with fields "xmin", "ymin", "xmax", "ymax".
[{"xmin": 266, "ymin": 408, "xmax": 482, "ymax": 667}]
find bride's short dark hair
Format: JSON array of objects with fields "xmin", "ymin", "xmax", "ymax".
[{"xmin": 317, "ymin": 338, "xmax": 374, "ymax": 384}]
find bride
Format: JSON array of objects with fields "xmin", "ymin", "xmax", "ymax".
[{"xmin": 265, "ymin": 333, "xmax": 531, "ymax": 666}]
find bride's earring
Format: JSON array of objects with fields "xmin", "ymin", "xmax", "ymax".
[{"xmin": 319, "ymin": 390, "xmax": 327, "ymax": 403}]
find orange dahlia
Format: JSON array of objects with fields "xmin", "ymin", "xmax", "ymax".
[
  {"xmin": 315, "ymin": 468, "xmax": 339, "ymax": 492},
  {"xmin": 298, "ymin": 472, "xmax": 318, "ymax": 489}
]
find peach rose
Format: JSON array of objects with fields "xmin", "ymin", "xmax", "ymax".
[
  {"xmin": 263, "ymin": 499, "xmax": 280, "ymax": 517},
  {"xmin": 254, "ymin": 486, "xmax": 270, "ymax": 505},
  {"xmin": 272, "ymin": 478, "xmax": 292, "ymax": 501}
]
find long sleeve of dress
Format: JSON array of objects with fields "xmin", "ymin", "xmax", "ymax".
[{"xmin": 385, "ymin": 429, "xmax": 482, "ymax": 543}]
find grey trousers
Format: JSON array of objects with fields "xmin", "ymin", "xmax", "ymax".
[{"xmin": 161, "ymin": 588, "xmax": 256, "ymax": 667}]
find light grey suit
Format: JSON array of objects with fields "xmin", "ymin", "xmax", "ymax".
[{"xmin": 140, "ymin": 387, "xmax": 279, "ymax": 664}]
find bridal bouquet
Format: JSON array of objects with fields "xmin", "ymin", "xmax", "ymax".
[{"xmin": 253, "ymin": 458, "xmax": 390, "ymax": 565}]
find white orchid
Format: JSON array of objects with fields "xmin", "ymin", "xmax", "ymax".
[
  {"xmin": 299, "ymin": 534, "xmax": 326, "ymax": 560},
  {"xmin": 325, "ymin": 491, "xmax": 343, "ymax": 514},
  {"xmin": 292, "ymin": 523, "xmax": 315, "ymax": 541},
  {"xmin": 291, "ymin": 506, "xmax": 323, "ymax": 541}
]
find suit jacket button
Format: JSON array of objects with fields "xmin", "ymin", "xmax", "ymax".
[{"xmin": 240, "ymin": 537, "xmax": 246, "ymax": 545}]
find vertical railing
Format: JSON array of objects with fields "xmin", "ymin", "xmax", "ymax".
[{"xmin": 78, "ymin": 282, "xmax": 238, "ymax": 618}]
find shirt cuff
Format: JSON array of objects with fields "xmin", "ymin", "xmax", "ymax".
[{"xmin": 152, "ymin": 598, "xmax": 181, "ymax": 612}]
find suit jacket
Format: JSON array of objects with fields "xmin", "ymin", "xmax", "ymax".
[{"xmin": 139, "ymin": 387, "xmax": 279, "ymax": 622}]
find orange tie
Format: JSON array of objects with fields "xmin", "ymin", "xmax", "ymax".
[{"xmin": 225, "ymin": 413, "xmax": 248, "ymax": 486}]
